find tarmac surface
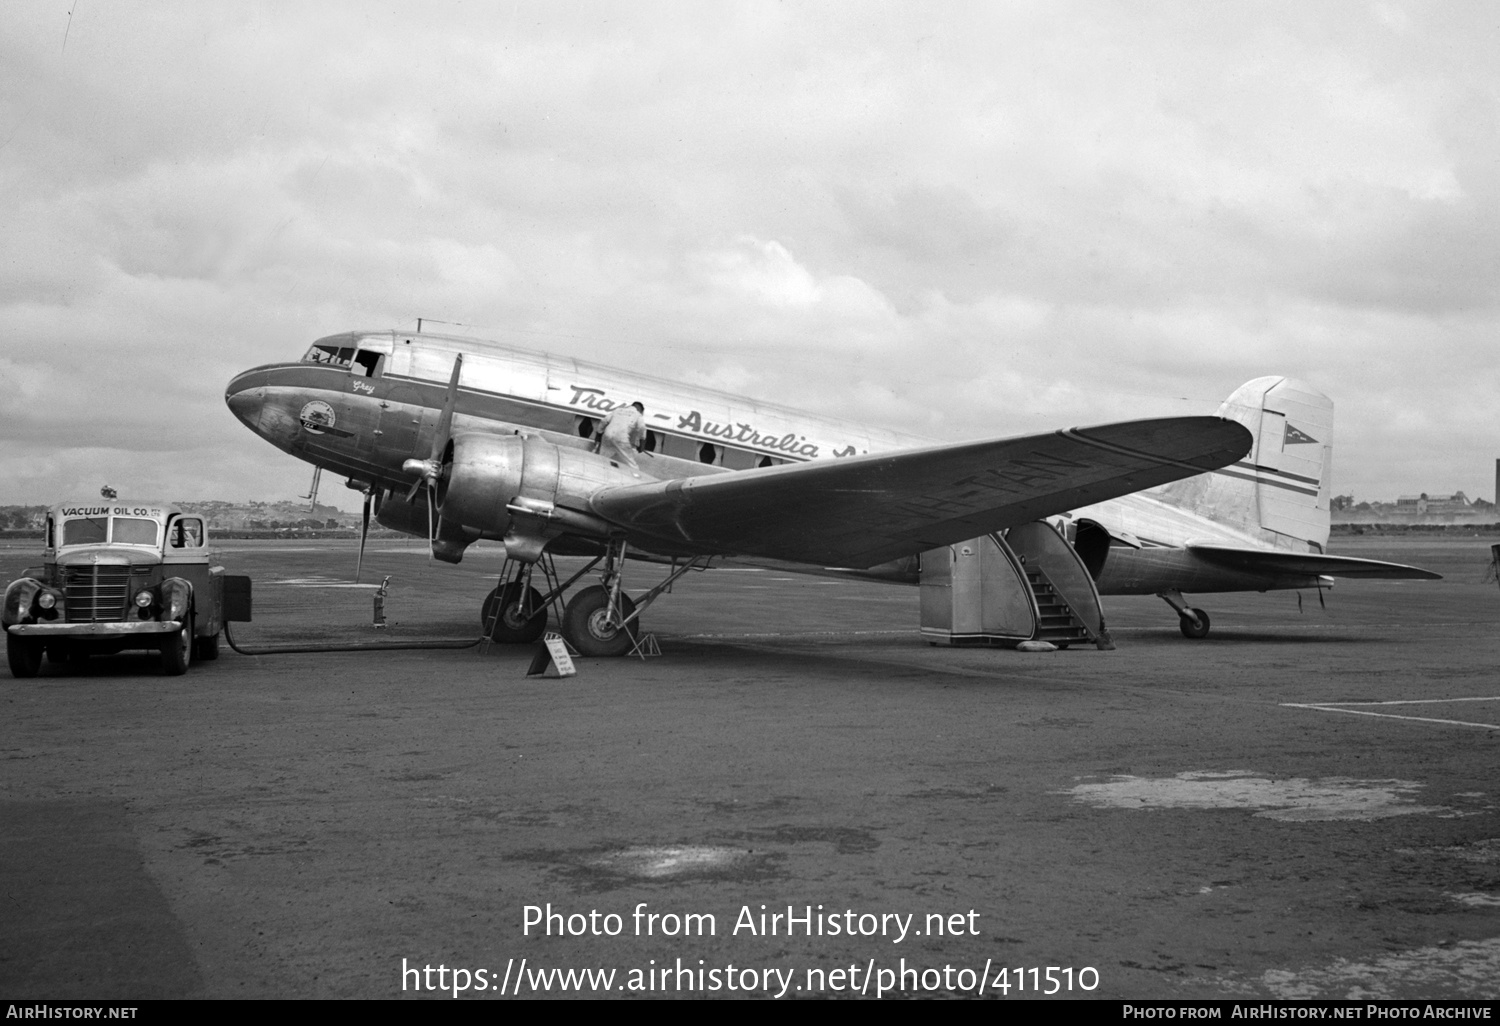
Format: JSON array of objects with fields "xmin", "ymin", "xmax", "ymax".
[{"xmin": 2, "ymin": 534, "xmax": 1499, "ymax": 1000}]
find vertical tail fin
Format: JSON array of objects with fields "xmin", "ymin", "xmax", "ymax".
[{"xmin": 1151, "ymin": 376, "xmax": 1333, "ymax": 551}]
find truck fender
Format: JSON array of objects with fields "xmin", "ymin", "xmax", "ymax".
[
  {"xmin": 3, "ymin": 578, "xmax": 43, "ymax": 627},
  {"xmin": 160, "ymin": 577, "xmax": 194, "ymax": 625}
]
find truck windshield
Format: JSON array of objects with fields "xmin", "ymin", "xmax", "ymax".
[
  {"xmin": 62, "ymin": 518, "xmax": 108, "ymax": 545},
  {"xmin": 113, "ymin": 518, "xmax": 159, "ymax": 545}
]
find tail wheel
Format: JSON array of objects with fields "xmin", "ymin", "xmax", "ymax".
[
  {"xmin": 162, "ymin": 614, "xmax": 193, "ymax": 675},
  {"xmin": 194, "ymin": 630, "xmax": 221, "ymax": 661},
  {"xmin": 1178, "ymin": 608, "xmax": 1211, "ymax": 639},
  {"xmin": 7, "ymin": 634, "xmax": 43, "ymax": 678},
  {"xmin": 561, "ymin": 585, "xmax": 638, "ymax": 657},
  {"xmin": 482, "ymin": 583, "xmax": 548, "ymax": 644}
]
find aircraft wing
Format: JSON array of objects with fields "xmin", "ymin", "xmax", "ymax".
[
  {"xmin": 589, "ymin": 417, "xmax": 1252, "ymax": 568},
  {"xmin": 1186, "ymin": 545, "xmax": 1442, "ymax": 580}
]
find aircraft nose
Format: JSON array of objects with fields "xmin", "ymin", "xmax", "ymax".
[{"xmin": 224, "ymin": 374, "xmax": 264, "ymax": 432}]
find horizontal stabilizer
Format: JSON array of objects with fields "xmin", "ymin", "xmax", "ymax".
[
  {"xmin": 589, "ymin": 417, "xmax": 1251, "ymax": 568},
  {"xmin": 1187, "ymin": 544, "xmax": 1442, "ymax": 580}
]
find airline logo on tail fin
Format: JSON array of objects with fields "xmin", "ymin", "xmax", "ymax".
[{"xmin": 1284, "ymin": 424, "xmax": 1318, "ymax": 445}]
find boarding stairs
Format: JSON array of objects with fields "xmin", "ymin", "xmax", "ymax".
[{"xmin": 1024, "ymin": 566, "xmax": 1095, "ymax": 648}]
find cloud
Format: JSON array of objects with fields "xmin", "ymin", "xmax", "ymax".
[{"xmin": 1, "ymin": 1, "xmax": 1498, "ymax": 505}]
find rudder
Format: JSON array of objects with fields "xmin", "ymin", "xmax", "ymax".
[{"xmin": 1151, "ymin": 376, "xmax": 1333, "ymax": 551}]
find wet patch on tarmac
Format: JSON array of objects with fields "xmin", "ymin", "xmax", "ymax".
[
  {"xmin": 726, "ymin": 824, "xmax": 882, "ymax": 855},
  {"xmin": 515, "ymin": 843, "xmax": 783, "ymax": 892},
  {"xmin": 263, "ymin": 576, "xmax": 379, "ymax": 588},
  {"xmin": 1446, "ymin": 893, "xmax": 1500, "ymax": 907},
  {"xmin": 175, "ymin": 829, "xmax": 315, "ymax": 865},
  {"xmin": 1062, "ymin": 771, "xmax": 1451, "ymax": 821},
  {"xmin": 1399, "ymin": 838, "xmax": 1500, "ymax": 863},
  {"xmin": 1254, "ymin": 937, "xmax": 1500, "ymax": 999},
  {"xmin": 588, "ymin": 845, "xmax": 752, "ymax": 878}
]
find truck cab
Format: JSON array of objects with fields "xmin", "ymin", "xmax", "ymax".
[{"xmin": 4, "ymin": 501, "xmax": 250, "ymax": 677}]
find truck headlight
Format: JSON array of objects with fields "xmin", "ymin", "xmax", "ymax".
[
  {"xmin": 37, "ymin": 592, "xmax": 56, "ymax": 610},
  {"xmin": 134, "ymin": 590, "xmax": 154, "ymax": 608}
]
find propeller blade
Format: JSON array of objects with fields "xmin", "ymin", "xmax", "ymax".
[
  {"xmin": 431, "ymin": 353, "xmax": 463, "ymax": 462},
  {"xmin": 400, "ymin": 355, "xmax": 464, "ymax": 508},
  {"xmin": 426, "ymin": 486, "xmax": 436, "ymax": 561},
  {"xmin": 355, "ymin": 491, "xmax": 372, "ymax": 583}
]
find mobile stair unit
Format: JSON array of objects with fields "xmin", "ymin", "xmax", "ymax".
[{"xmin": 919, "ymin": 521, "xmax": 1112, "ymax": 649}]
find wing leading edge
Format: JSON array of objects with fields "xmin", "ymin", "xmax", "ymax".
[
  {"xmin": 1186, "ymin": 545, "xmax": 1443, "ymax": 581},
  {"xmin": 589, "ymin": 417, "xmax": 1252, "ymax": 568}
]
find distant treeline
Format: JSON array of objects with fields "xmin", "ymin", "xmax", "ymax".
[{"xmin": 1333, "ymin": 523, "xmax": 1500, "ymax": 535}]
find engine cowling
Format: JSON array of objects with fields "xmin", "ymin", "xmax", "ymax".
[{"xmin": 438, "ymin": 433, "xmax": 634, "ymax": 546}]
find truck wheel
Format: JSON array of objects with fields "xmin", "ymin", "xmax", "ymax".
[
  {"xmin": 161, "ymin": 615, "xmax": 193, "ymax": 676},
  {"xmin": 194, "ymin": 630, "xmax": 220, "ymax": 661},
  {"xmin": 7, "ymin": 634, "xmax": 43, "ymax": 678},
  {"xmin": 561, "ymin": 585, "xmax": 638, "ymax": 657}
]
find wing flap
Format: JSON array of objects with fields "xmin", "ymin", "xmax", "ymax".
[
  {"xmin": 1187, "ymin": 544, "xmax": 1442, "ymax": 580},
  {"xmin": 590, "ymin": 417, "xmax": 1251, "ymax": 568}
]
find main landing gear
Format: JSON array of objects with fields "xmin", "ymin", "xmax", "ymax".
[
  {"xmin": 1158, "ymin": 590, "xmax": 1211, "ymax": 639},
  {"xmin": 481, "ymin": 539, "xmax": 709, "ymax": 657}
]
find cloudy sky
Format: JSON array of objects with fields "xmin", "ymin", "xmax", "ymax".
[{"xmin": 2, "ymin": 1, "xmax": 1497, "ymax": 509}]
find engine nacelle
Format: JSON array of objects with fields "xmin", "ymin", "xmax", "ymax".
[
  {"xmin": 438, "ymin": 433, "xmax": 634, "ymax": 544},
  {"xmin": 374, "ymin": 489, "xmax": 477, "ymax": 563}
]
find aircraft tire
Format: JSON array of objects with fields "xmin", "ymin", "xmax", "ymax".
[
  {"xmin": 483, "ymin": 583, "xmax": 547, "ymax": 644},
  {"xmin": 195, "ymin": 630, "xmax": 221, "ymax": 661},
  {"xmin": 7, "ymin": 634, "xmax": 43, "ymax": 678},
  {"xmin": 562, "ymin": 585, "xmax": 638, "ymax": 657},
  {"xmin": 161, "ymin": 615, "xmax": 193, "ymax": 676},
  {"xmin": 1178, "ymin": 608, "xmax": 1211, "ymax": 639}
]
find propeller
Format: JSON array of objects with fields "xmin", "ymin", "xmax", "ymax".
[
  {"xmin": 355, "ymin": 488, "xmax": 373, "ymax": 583},
  {"xmin": 401, "ymin": 353, "xmax": 463, "ymax": 559}
]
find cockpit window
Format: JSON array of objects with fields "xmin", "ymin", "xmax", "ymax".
[
  {"xmin": 62, "ymin": 518, "xmax": 108, "ymax": 545},
  {"xmin": 112, "ymin": 518, "xmax": 159, "ymax": 545},
  {"xmin": 353, "ymin": 349, "xmax": 382, "ymax": 377},
  {"xmin": 303, "ymin": 344, "xmax": 355, "ymax": 367}
]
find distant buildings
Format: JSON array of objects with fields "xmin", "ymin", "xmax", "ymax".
[{"xmin": 1394, "ymin": 492, "xmax": 1471, "ymax": 515}]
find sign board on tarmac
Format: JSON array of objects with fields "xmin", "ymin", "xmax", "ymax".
[{"xmin": 525, "ymin": 632, "xmax": 576, "ymax": 678}]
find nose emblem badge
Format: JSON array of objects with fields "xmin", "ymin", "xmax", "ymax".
[{"xmin": 299, "ymin": 400, "xmax": 336, "ymax": 434}]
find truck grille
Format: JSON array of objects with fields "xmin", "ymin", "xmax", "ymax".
[{"xmin": 62, "ymin": 566, "xmax": 148, "ymax": 623}]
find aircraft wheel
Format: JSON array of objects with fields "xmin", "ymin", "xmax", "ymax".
[
  {"xmin": 1178, "ymin": 608, "xmax": 1211, "ymax": 639},
  {"xmin": 7, "ymin": 634, "xmax": 43, "ymax": 678},
  {"xmin": 194, "ymin": 630, "xmax": 221, "ymax": 661},
  {"xmin": 161, "ymin": 615, "xmax": 193, "ymax": 676},
  {"xmin": 562, "ymin": 585, "xmax": 638, "ymax": 657},
  {"xmin": 483, "ymin": 583, "xmax": 547, "ymax": 644}
]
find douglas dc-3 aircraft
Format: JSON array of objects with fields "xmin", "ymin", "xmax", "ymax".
[{"xmin": 224, "ymin": 330, "xmax": 1435, "ymax": 654}]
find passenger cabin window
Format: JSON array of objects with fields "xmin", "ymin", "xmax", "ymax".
[
  {"xmin": 698, "ymin": 443, "xmax": 720, "ymax": 465},
  {"xmin": 303, "ymin": 344, "xmax": 355, "ymax": 367},
  {"xmin": 62, "ymin": 518, "xmax": 107, "ymax": 545},
  {"xmin": 721, "ymin": 446, "xmax": 760, "ymax": 471},
  {"xmin": 170, "ymin": 517, "xmax": 204, "ymax": 548},
  {"xmin": 113, "ymin": 518, "xmax": 159, "ymax": 546}
]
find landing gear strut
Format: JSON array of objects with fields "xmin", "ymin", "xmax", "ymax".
[
  {"xmin": 483, "ymin": 539, "xmax": 709, "ymax": 657},
  {"xmin": 1158, "ymin": 590, "xmax": 1211, "ymax": 639}
]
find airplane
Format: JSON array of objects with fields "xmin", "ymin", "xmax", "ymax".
[
  {"xmin": 1051, "ymin": 376, "xmax": 1440, "ymax": 637},
  {"xmin": 223, "ymin": 330, "xmax": 1432, "ymax": 653},
  {"xmin": 223, "ymin": 328, "xmax": 1259, "ymax": 654}
]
